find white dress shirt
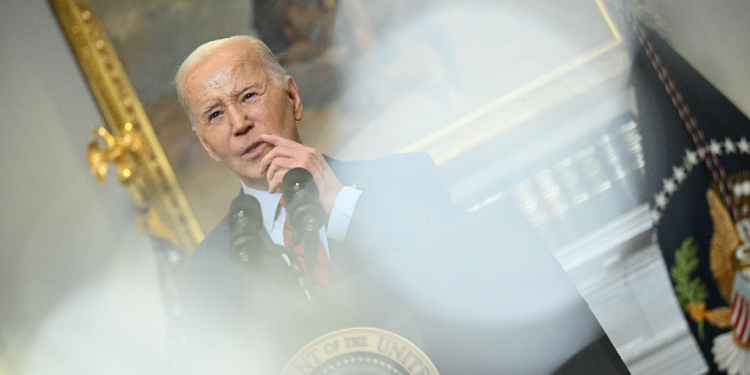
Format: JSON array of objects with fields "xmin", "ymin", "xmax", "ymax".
[{"xmin": 240, "ymin": 182, "xmax": 362, "ymax": 261}]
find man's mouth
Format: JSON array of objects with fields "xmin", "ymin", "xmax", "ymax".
[{"xmin": 242, "ymin": 141, "xmax": 265, "ymax": 157}]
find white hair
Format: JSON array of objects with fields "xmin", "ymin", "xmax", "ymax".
[{"xmin": 174, "ymin": 35, "xmax": 287, "ymax": 127}]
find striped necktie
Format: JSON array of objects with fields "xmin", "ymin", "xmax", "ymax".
[{"xmin": 278, "ymin": 196, "xmax": 332, "ymax": 293}]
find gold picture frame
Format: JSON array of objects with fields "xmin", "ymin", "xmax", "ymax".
[{"xmin": 49, "ymin": 0, "xmax": 203, "ymax": 252}]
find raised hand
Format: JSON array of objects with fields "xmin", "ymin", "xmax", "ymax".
[{"xmin": 258, "ymin": 134, "xmax": 344, "ymax": 214}]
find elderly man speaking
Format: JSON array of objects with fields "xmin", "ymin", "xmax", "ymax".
[
  {"xmin": 172, "ymin": 35, "xmax": 629, "ymax": 375},
  {"xmin": 174, "ymin": 34, "xmax": 457, "ymax": 352}
]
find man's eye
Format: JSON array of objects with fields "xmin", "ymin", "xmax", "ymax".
[
  {"xmin": 209, "ymin": 111, "xmax": 221, "ymax": 120},
  {"xmin": 243, "ymin": 93, "xmax": 255, "ymax": 101}
]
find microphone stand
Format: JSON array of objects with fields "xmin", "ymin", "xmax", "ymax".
[
  {"xmin": 280, "ymin": 167, "xmax": 329, "ymax": 299},
  {"xmin": 285, "ymin": 232, "xmax": 315, "ymax": 299}
]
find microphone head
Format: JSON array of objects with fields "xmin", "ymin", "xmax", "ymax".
[
  {"xmin": 228, "ymin": 194, "xmax": 267, "ymax": 264},
  {"xmin": 282, "ymin": 167, "xmax": 319, "ymax": 198},
  {"xmin": 229, "ymin": 194, "xmax": 263, "ymax": 230},
  {"xmin": 281, "ymin": 168, "xmax": 326, "ymax": 233}
]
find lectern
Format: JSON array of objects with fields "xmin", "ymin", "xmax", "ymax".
[{"xmin": 177, "ymin": 199, "xmax": 629, "ymax": 374}]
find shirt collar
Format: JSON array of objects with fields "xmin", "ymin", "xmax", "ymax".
[{"xmin": 240, "ymin": 181, "xmax": 283, "ymax": 232}]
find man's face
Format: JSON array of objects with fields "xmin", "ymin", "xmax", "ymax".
[{"xmin": 182, "ymin": 41, "xmax": 303, "ymax": 189}]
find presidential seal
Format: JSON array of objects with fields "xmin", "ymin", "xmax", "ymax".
[{"xmin": 281, "ymin": 327, "xmax": 439, "ymax": 375}]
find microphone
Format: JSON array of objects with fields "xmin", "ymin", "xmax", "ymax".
[
  {"xmin": 227, "ymin": 194, "xmax": 268, "ymax": 264},
  {"xmin": 228, "ymin": 193, "xmax": 312, "ymax": 298},
  {"xmin": 281, "ymin": 168, "xmax": 327, "ymax": 235},
  {"xmin": 281, "ymin": 168, "xmax": 326, "ymax": 299}
]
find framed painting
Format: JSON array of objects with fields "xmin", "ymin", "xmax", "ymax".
[{"xmin": 49, "ymin": 0, "xmax": 628, "ymax": 253}]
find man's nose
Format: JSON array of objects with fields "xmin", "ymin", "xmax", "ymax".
[{"xmin": 227, "ymin": 106, "xmax": 252, "ymax": 135}]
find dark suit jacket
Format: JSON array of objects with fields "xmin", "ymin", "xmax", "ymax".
[
  {"xmin": 174, "ymin": 153, "xmax": 629, "ymax": 374},
  {"xmin": 176, "ymin": 152, "xmax": 458, "ymax": 349}
]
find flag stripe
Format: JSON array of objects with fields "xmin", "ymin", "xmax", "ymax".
[
  {"xmin": 731, "ymin": 292, "xmax": 740, "ymax": 327},
  {"xmin": 733, "ymin": 295, "xmax": 745, "ymax": 332},
  {"xmin": 741, "ymin": 299, "xmax": 750, "ymax": 344},
  {"xmin": 736, "ymin": 297, "xmax": 749, "ymax": 342}
]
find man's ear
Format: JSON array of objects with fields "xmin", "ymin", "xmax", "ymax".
[
  {"xmin": 194, "ymin": 127, "xmax": 222, "ymax": 162},
  {"xmin": 285, "ymin": 76, "xmax": 303, "ymax": 121}
]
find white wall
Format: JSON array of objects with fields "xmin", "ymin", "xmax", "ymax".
[
  {"xmin": 644, "ymin": 0, "xmax": 750, "ymax": 117},
  {"xmin": 0, "ymin": 0, "xmax": 166, "ymax": 373}
]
